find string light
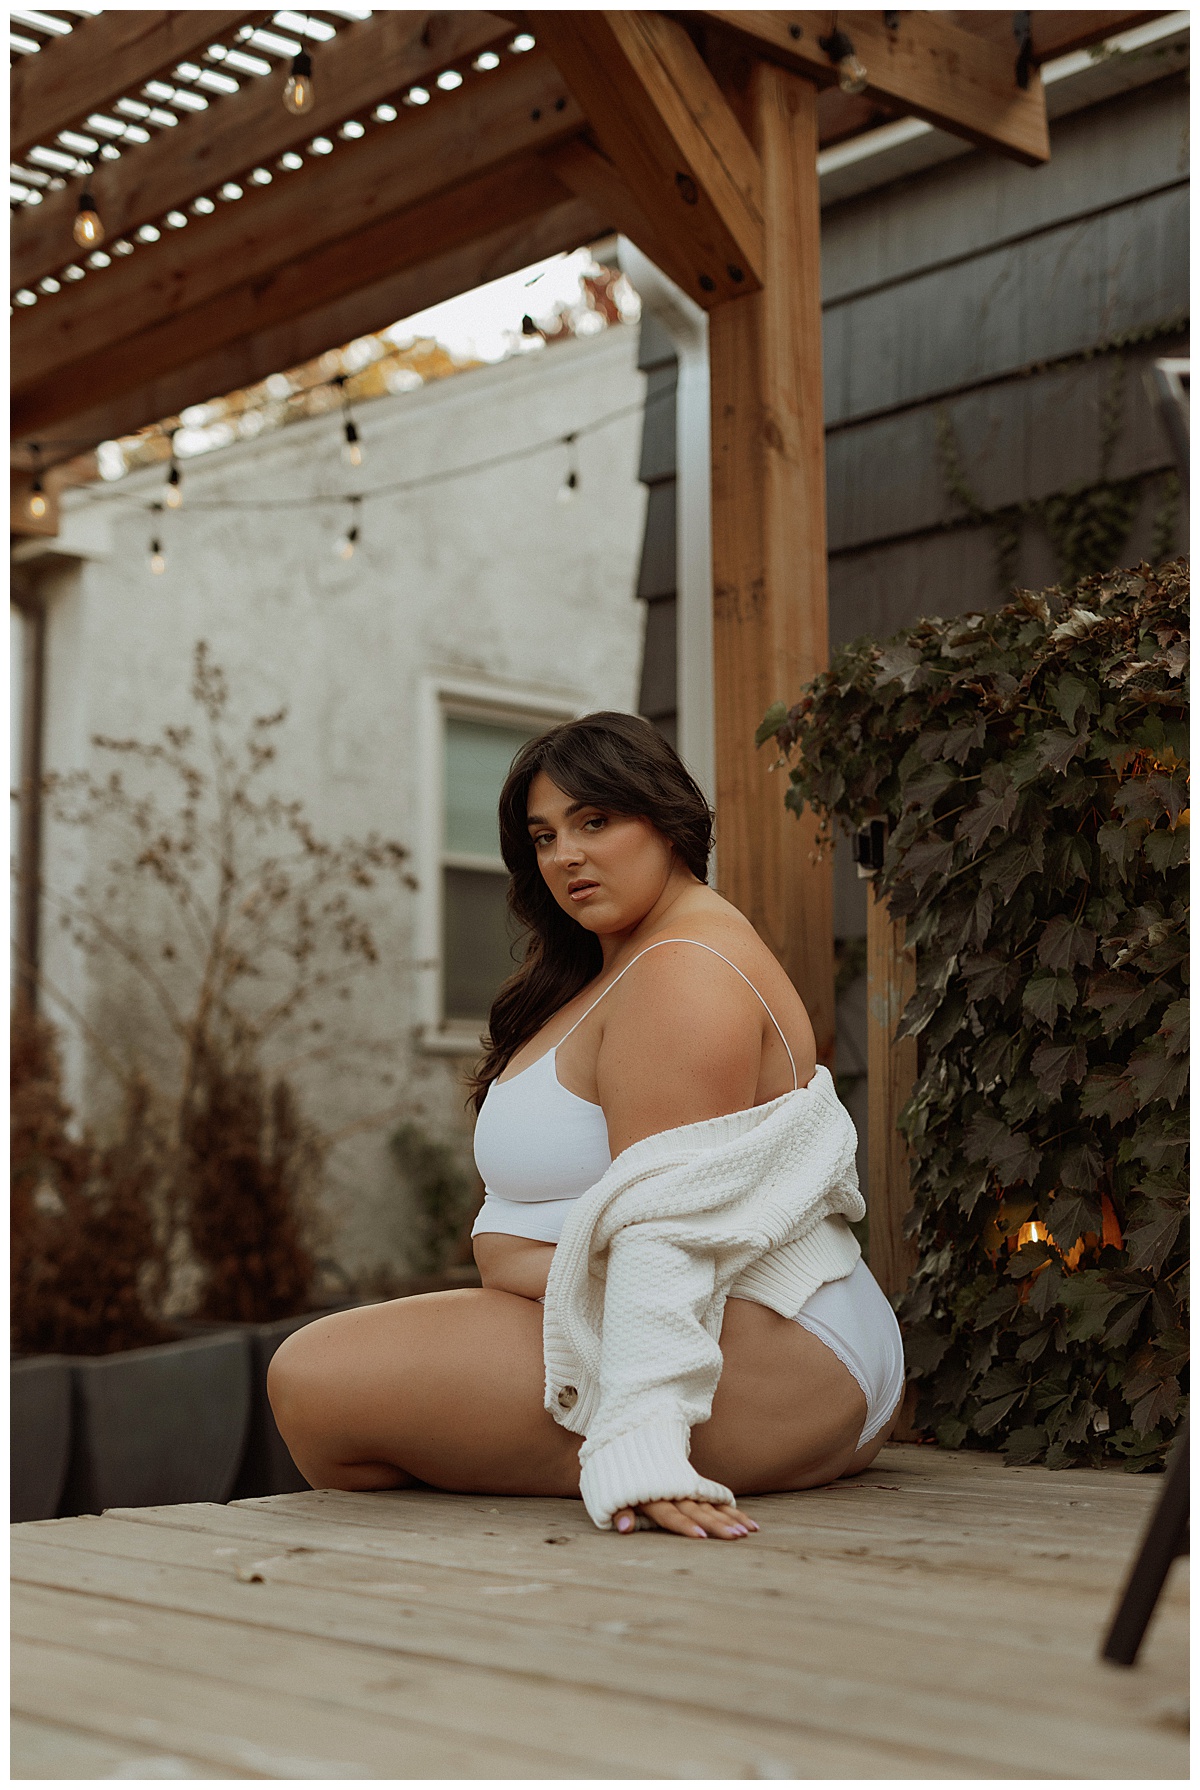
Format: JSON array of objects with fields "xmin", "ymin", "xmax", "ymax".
[
  {"xmin": 148, "ymin": 502, "xmax": 166, "ymax": 573},
  {"xmin": 283, "ymin": 48, "xmax": 315, "ymax": 115},
  {"xmin": 334, "ymin": 497, "xmax": 361, "ymax": 559},
  {"xmin": 164, "ymin": 459, "xmax": 182, "ymax": 509},
  {"xmin": 73, "ymin": 179, "xmax": 104, "ymax": 249},
  {"xmin": 557, "ymin": 433, "xmax": 579, "ymax": 505},
  {"xmin": 27, "ymin": 476, "xmax": 48, "ymax": 522},
  {"xmin": 819, "ymin": 23, "xmax": 868, "ymax": 94},
  {"xmin": 335, "ymin": 375, "xmax": 363, "ymax": 466}
]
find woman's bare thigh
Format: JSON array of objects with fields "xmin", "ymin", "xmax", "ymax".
[
  {"xmin": 268, "ymin": 1289, "xmax": 582, "ymax": 1496},
  {"xmin": 268, "ymin": 1288, "xmax": 895, "ymax": 1501},
  {"xmin": 692, "ymin": 1297, "xmax": 893, "ymax": 1491}
]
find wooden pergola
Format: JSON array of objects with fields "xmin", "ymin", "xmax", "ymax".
[{"xmin": 10, "ymin": 8, "xmax": 1147, "ymax": 1069}]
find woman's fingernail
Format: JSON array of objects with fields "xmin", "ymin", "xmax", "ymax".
[
  {"xmin": 746, "ymin": 1521, "xmax": 760, "ymax": 1532},
  {"xmin": 692, "ymin": 1525, "xmax": 708, "ymax": 1538},
  {"xmin": 615, "ymin": 1514, "xmax": 633, "ymax": 1532},
  {"xmin": 728, "ymin": 1525, "xmax": 749, "ymax": 1537}
]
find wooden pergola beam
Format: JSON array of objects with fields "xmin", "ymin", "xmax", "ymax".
[
  {"xmin": 542, "ymin": 137, "xmax": 698, "ymax": 300},
  {"xmin": 703, "ymin": 10, "xmax": 1050, "ymax": 165},
  {"xmin": 13, "ymin": 155, "xmax": 581, "ymax": 437},
  {"xmin": 11, "ymin": 11, "xmax": 264, "ymax": 164},
  {"xmin": 530, "ymin": 10, "xmax": 764, "ymax": 309},
  {"xmin": 11, "ymin": 11, "xmax": 513, "ymax": 296},
  {"xmin": 16, "ymin": 193, "xmax": 606, "ymax": 456},
  {"xmin": 947, "ymin": 11, "xmax": 1167, "ymax": 63},
  {"xmin": 12, "ymin": 52, "xmax": 584, "ymax": 411}
]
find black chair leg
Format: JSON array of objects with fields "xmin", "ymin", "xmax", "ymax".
[{"xmin": 1101, "ymin": 1418, "xmax": 1189, "ymax": 1667}]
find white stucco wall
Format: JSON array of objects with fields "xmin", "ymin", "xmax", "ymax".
[{"xmin": 35, "ymin": 325, "xmax": 648, "ymax": 1284}]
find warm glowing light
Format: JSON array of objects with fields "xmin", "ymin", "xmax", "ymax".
[
  {"xmin": 283, "ymin": 50, "xmax": 315, "ymax": 115},
  {"xmin": 73, "ymin": 191, "xmax": 104, "ymax": 248},
  {"xmin": 150, "ymin": 539, "xmax": 166, "ymax": 574},
  {"xmin": 1016, "ymin": 1221, "xmax": 1049, "ymax": 1248},
  {"xmin": 164, "ymin": 463, "xmax": 182, "ymax": 508},
  {"xmin": 335, "ymin": 525, "xmax": 358, "ymax": 560},
  {"xmin": 28, "ymin": 480, "xmax": 48, "ymax": 521},
  {"xmin": 342, "ymin": 419, "xmax": 362, "ymax": 467}
]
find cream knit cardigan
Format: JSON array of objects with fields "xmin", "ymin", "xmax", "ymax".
[{"xmin": 541, "ymin": 1063, "xmax": 866, "ymax": 1529}]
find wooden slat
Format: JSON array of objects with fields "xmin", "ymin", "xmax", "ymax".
[
  {"xmin": 13, "ymin": 155, "xmax": 583, "ymax": 437},
  {"xmin": 12, "ymin": 190, "xmax": 605, "ymax": 450},
  {"xmin": 866, "ymin": 880, "xmax": 918, "ymax": 1301},
  {"xmin": 529, "ymin": 10, "xmax": 764, "ymax": 308},
  {"xmin": 10, "ymin": 1714, "xmax": 225, "ymax": 1782},
  {"xmin": 10, "ymin": 12, "xmax": 264, "ymax": 164},
  {"xmin": 11, "ymin": 11, "xmax": 513, "ymax": 296},
  {"xmin": 11, "ymin": 52, "xmax": 583, "ymax": 408},
  {"xmin": 704, "ymin": 11, "xmax": 1051, "ymax": 166},
  {"xmin": 708, "ymin": 62, "xmax": 835, "ymax": 1062}
]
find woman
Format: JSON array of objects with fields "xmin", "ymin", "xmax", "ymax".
[{"xmin": 269, "ymin": 714, "xmax": 904, "ymax": 1539}]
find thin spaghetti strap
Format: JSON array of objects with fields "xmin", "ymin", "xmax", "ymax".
[{"xmin": 556, "ymin": 938, "xmax": 799, "ymax": 1091}]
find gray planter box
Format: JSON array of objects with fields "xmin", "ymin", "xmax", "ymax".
[
  {"xmin": 60, "ymin": 1330, "xmax": 252, "ymax": 1517},
  {"xmin": 11, "ymin": 1355, "xmax": 72, "ymax": 1522},
  {"xmin": 181, "ymin": 1305, "xmax": 376, "ymax": 1499}
]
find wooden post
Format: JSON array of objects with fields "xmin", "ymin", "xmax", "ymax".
[
  {"xmin": 708, "ymin": 60, "xmax": 835, "ymax": 1061},
  {"xmin": 866, "ymin": 879, "xmax": 918, "ymax": 1299}
]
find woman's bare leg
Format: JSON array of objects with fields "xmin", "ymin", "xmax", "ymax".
[
  {"xmin": 268, "ymin": 1289, "xmax": 890, "ymax": 1527},
  {"xmin": 268, "ymin": 1289, "xmax": 583, "ymax": 1496}
]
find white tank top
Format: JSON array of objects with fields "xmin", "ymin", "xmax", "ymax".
[{"xmin": 471, "ymin": 939, "xmax": 798, "ymax": 1245}]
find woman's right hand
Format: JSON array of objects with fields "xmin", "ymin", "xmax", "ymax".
[{"xmin": 473, "ymin": 1234, "xmax": 556, "ymax": 1300}]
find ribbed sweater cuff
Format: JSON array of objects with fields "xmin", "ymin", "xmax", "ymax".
[{"xmin": 578, "ymin": 1420, "xmax": 735, "ymax": 1530}]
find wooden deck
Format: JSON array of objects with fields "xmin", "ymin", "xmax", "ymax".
[{"xmin": 11, "ymin": 1444, "xmax": 1188, "ymax": 1779}]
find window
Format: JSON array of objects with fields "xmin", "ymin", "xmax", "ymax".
[{"xmin": 440, "ymin": 714, "xmax": 540, "ymax": 1023}]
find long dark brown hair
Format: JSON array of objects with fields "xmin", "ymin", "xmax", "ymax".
[{"xmin": 468, "ymin": 712, "xmax": 713, "ymax": 1112}]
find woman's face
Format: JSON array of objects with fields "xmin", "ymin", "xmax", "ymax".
[{"xmin": 525, "ymin": 770, "xmax": 680, "ymax": 936}]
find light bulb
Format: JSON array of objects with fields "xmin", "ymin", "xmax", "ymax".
[
  {"xmin": 557, "ymin": 469, "xmax": 578, "ymax": 506},
  {"xmin": 342, "ymin": 419, "xmax": 362, "ymax": 466},
  {"xmin": 335, "ymin": 524, "xmax": 359, "ymax": 560},
  {"xmin": 819, "ymin": 29, "xmax": 868, "ymax": 96},
  {"xmin": 164, "ymin": 462, "xmax": 182, "ymax": 508},
  {"xmin": 73, "ymin": 190, "xmax": 104, "ymax": 248},
  {"xmin": 28, "ymin": 479, "xmax": 47, "ymax": 521},
  {"xmin": 837, "ymin": 51, "xmax": 869, "ymax": 94},
  {"xmin": 283, "ymin": 50, "xmax": 315, "ymax": 115},
  {"xmin": 150, "ymin": 539, "xmax": 166, "ymax": 574}
]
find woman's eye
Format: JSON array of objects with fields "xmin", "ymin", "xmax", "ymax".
[{"xmin": 583, "ymin": 816, "xmax": 606, "ymax": 831}]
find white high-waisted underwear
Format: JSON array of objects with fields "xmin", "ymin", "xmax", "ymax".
[{"xmin": 790, "ymin": 1257, "xmax": 905, "ymax": 1450}]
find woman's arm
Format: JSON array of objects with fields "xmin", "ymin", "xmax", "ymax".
[{"xmin": 594, "ymin": 941, "xmax": 765, "ymax": 1155}]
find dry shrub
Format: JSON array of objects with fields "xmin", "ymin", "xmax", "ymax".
[{"xmin": 11, "ymin": 1007, "xmax": 170, "ymax": 1355}]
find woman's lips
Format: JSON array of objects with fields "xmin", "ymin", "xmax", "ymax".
[{"xmin": 568, "ymin": 881, "xmax": 600, "ymax": 901}]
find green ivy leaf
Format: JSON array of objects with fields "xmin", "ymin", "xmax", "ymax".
[
  {"xmin": 1128, "ymin": 1036, "xmax": 1189, "ymax": 1109},
  {"xmin": 1144, "ymin": 825, "xmax": 1189, "ymax": 872},
  {"xmin": 1022, "ymin": 971, "xmax": 1078, "ymax": 1029},
  {"xmin": 1124, "ymin": 1208, "xmax": 1184, "ymax": 1275},
  {"xmin": 1051, "ymin": 673, "xmax": 1094, "ymax": 731},
  {"xmin": 1030, "ymin": 1041, "xmax": 1088, "ymax": 1102},
  {"xmin": 1159, "ymin": 998, "xmax": 1188, "ymax": 1057},
  {"xmin": 984, "ymin": 835, "xmax": 1046, "ymax": 902},
  {"xmin": 755, "ymin": 702, "xmax": 788, "ymax": 747},
  {"xmin": 1085, "ymin": 972, "xmax": 1152, "ymax": 1037},
  {"xmin": 1037, "ymin": 915, "xmax": 1098, "ymax": 972},
  {"xmin": 956, "ymin": 770, "xmax": 1017, "ymax": 857},
  {"xmin": 965, "ymin": 1113, "xmax": 1043, "ymax": 1186},
  {"xmin": 1079, "ymin": 1067, "xmax": 1138, "ymax": 1124}
]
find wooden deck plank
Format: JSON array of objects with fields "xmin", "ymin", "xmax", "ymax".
[
  {"xmin": 10, "ymin": 1714, "xmax": 238, "ymax": 1781},
  {"xmin": 11, "ymin": 1448, "xmax": 1188, "ymax": 1780},
  {"xmin": 11, "ymin": 1582, "xmax": 955, "ymax": 1782}
]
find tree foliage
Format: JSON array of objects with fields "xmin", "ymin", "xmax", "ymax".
[{"xmin": 761, "ymin": 562, "xmax": 1188, "ymax": 1469}]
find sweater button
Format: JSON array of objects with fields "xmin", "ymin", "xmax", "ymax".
[{"xmin": 557, "ymin": 1386, "xmax": 578, "ymax": 1410}]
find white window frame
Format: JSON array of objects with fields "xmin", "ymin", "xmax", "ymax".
[{"xmin": 416, "ymin": 673, "xmax": 584, "ymax": 1054}]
